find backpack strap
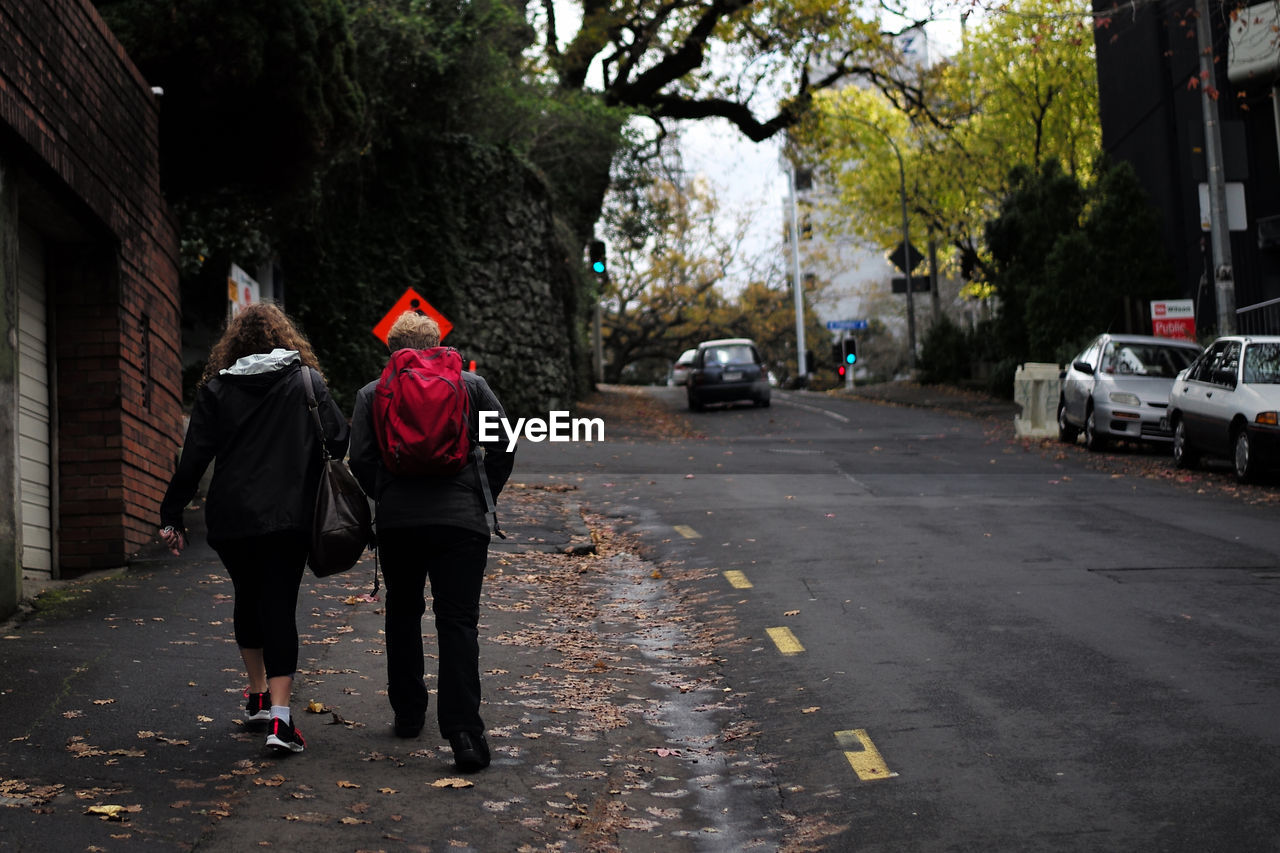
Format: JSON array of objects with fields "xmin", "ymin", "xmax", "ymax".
[
  {"xmin": 299, "ymin": 367, "xmax": 333, "ymax": 462},
  {"xmin": 472, "ymin": 447, "xmax": 505, "ymax": 539}
]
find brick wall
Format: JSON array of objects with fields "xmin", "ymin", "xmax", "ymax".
[{"xmin": 0, "ymin": 0, "xmax": 182, "ymax": 570}]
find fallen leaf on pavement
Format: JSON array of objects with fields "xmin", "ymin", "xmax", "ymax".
[
  {"xmin": 86, "ymin": 804, "xmax": 140, "ymax": 821},
  {"xmin": 431, "ymin": 778, "xmax": 474, "ymax": 789}
]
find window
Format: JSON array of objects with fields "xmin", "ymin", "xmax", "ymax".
[
  {"xmin": 1102, "ymin": 343, "xmax": 1198, "ymax": 377},
  {"xmin": 1190, "ymin": 342, "xmax": 1227, "ymax": 383},
  {"xmin": 706, "ymin": 345, "xmax": 756, "ymax": 366},
  {"xmin": 1077, "ymin": 339, "xmax": 1102, "ymax": 370},
  {"xmin": 1243, "ymin": 343, "xmax": 1280, "ymax": 384}
]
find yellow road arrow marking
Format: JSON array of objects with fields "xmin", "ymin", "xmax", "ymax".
[
  {"xmin": 673, "ymin": 525, "xmax": 701, "ymax": 539},
  {"xmin": 723, "ymin": 570, "xmax": 753, "ymax": 589}
]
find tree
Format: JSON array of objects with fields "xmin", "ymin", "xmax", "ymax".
[
  {"xmin": 796, "ymin": 0, "xmax": 1102, "ymax": 291},
  {"xmin": 598, "ymin": 168, "xmax": 740, "ymax": 381},
  {"xmin": 532, "ymin": 0, "xmax": 953, "ymax": 242},
  {"xmin": 986, "ymin": 156, "xmax": 1173, "ymax": 364}
]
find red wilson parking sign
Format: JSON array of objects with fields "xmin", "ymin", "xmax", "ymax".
[{"xmin": 1150, "ymin": 299, "xmax": 1195, "ymax": 340}]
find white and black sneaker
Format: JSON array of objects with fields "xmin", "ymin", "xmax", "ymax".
[
  {"xmin": 244, "ymin": 691, "xmax": 270, "ymax": 727},
  {"xmin": 265, "ymin": 717, "xmax": 306, "ymax": 754}
]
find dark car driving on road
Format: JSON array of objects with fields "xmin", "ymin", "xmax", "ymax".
[{"xmin": 686, "ymin": 338, "xmax": 771, "ymax": 411}]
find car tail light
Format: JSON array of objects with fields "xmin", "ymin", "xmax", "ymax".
[{"xmin": 1257, "ymin": 412, "xmax": 1279, "ymax": 426}]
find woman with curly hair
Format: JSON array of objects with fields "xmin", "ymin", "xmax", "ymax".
[{"xmin": 159, "ymin": 302, "xmax": 349, "ymax": 755}]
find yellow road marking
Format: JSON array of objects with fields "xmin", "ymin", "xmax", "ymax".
[
  {"xmin": 673, "ymin": 525, "xmax": 701, "ymax": 539},
  {"xmin": 723, "ymin": 570, "xmax": 753, "ymax": 589},
  {"xmin": 765, "ymin": 626, "xmax": 804, "ymax": 655},
  {"xmin": 834, "ymin": 729, "xmax": 898, "ymax": 781}
]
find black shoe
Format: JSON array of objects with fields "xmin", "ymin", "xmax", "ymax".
[
  {"xmin": 394, "ymin": 713, "xmax": 424, "ymax": 739},
  {"xmin": 265, "ymin": 717, "xmax": 306, "ymax": 754},
  {"xmin": 244, "ymin": 690, "xmax": 270, "ymax": 728},
  {"xmin": 448, "ymin": 732, "xmax": 490, "ymax": 772}
]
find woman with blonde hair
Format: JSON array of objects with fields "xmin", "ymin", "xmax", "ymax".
[{"xmin": 159, "ymin": 302, "xmax": 349, "ymax": 755}]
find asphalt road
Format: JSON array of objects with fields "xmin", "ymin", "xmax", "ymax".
[
  {"xmin": 519, "ymin": 385, "xmax": 1280, "ymax": 852},
  {"xmin": 3, "ymin": 384, "xmax": 1277, "ymax": 852}
]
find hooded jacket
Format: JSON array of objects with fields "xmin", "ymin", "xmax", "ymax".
[
  {"xmin": 160, "ymin": 349, "xmax": 349, "ymax": 545},
  {"xmin": 348, "ymin": 368, "xmax": 515, "ymax": 537}
]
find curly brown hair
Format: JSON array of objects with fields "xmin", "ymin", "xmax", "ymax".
[{"xmin": 200, "ymin": 302, "xmax": 325, "ymax": 386}]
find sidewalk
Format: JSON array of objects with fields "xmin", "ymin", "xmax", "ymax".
[{"xmin": 0, "ymin": 479, "xmax": 783, "ymax": 851}]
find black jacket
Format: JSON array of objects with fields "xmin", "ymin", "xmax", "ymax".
[
  {"xmin": 160, "ymin": 360, "xmax": 349, "ymax": 545},
  {"xmin": 349, "ymin": 370, "xmax": 515, "ymax": 536}
]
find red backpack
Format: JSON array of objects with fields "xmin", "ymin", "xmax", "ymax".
[{"xmin": 372, "ymin": 347, "xmax": 472, "ymax": 476}]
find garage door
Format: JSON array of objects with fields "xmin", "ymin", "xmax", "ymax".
[{"xmin": 17, "ymin": 224, "xmax": 52, "ymax": 577}]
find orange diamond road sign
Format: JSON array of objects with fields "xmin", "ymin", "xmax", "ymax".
[{"xmin": 373, "ymin": 288, "xmax": 453, "ymax": 345}]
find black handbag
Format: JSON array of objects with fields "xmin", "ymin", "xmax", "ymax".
[{"xmin": 301, "ymin": 367, "xmax": 372, "ymax": 577}]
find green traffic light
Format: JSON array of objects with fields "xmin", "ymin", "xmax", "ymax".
[
  {"xmin": 592, "ymin": 261, "xmax": 605, "ymax": 273},
  {"xmin": 845, "ymin": 352, "xmax": 856, "ymax": 364}
]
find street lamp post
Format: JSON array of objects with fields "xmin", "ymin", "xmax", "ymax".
[
  {"xmin": 787, "ymin": 157, "xmax": 808, "ymax": 383},
  {"xmin": 842, "ymin": 117, "xmax": 917, "ymax": 370}
]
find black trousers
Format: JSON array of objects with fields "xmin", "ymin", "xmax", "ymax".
[
  {"xmin": 213, "ymin": 531, "xmax": 308, "ymax": 679},
  {"xmin": 377, "ymin": 525, "xmax": 490, "ymax": 737}
]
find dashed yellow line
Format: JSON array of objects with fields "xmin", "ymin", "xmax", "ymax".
[
  {"xmin": 834, "ymin": 729, "xmax": 898, "ymax": 781},
  {"xmin": 673, "ymin": 525, "xmax": 701, "ymax": 539},
  {"xmin": 765, "ymin": 626, "xmax": 804, "ymax": 655},
  {"xmin": 723, "ymin": 570, "xmax": 753, "ymax": 589}
]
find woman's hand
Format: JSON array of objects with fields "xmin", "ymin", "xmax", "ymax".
[{"xmin": 159, "ymin": 526, "xmax": 187, "ymax": 556}]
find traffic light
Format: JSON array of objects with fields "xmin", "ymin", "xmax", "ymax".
[
  {"xmin": 589, "ymin": 240, "xmax": 607, "ymax": 282},
  {"xmin": 833, "ymin": 335, "xmax": 857, "ymax": 377}
]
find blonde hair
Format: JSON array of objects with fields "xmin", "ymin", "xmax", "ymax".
[{"xmin": 387, "ymin": 311, "xmax": 441, "ymax": 351}]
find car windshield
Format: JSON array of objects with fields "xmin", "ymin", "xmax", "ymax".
[
  {"xmin": 1243, "ymin": 343, "xmax": 1280, "ymax": 384},
  {"xmin": 704, "ymin": 345, "xmax": 755, "ymax": 366},
  {"xmin": 1101, "ymin": 342, "xmax": 1198, "ymax": 378}
]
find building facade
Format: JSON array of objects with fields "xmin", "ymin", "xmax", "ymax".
[
  {"xmin": 1093, "ymin": 0, "xmax": 1280, "ymax": 333},
  {"xmin": 0, "ymin": 0, "xmax": 182, "ymax": 616}
]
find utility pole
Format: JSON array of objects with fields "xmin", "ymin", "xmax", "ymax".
[
  {"xmin": 787, "ymin": 156, "xmax": 808, "ymax": 382},
  {"xmin": 1196, "ymin": 0, "xmax": 1235, "ymax": 333},
  {"xmin": 844, "ymin": 117, "xmax": 918, "ymax": 369}
]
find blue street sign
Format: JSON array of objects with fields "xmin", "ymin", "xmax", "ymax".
[{"xmin": 826, "ymin": 320, "xmax": 869, "ymax": 331}]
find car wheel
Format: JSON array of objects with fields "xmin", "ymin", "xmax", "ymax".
[
  {"xmin": 1172, "ymin": 418, "xmax": 1198, "ymax": 469},
  {"xmin": 1084, "ymin": 407, "xmax": 1107, "ymax": 452},
  {"xmin": 687, "ymin": 391, "xmax": 704, "ymax": 412},
  {"xmin": 1057, "ymin": 399, "xmax": 1079, "ymax": 444},
  {"xmin": 1233, "ymin": 428, "xmax": 1258, "ymax": 483},
  {"xmin": 754, "ymin": 396, "xmax": 770, "ymax": 408}
]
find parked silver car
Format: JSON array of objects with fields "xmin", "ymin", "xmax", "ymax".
[
  {"xmin": 1058, "ymin": 333, "xmax": 1202, "ymax": 451},
  {"xmin": 1169, "ymin": 335, "xmax": 1280, "ymax": 482}
]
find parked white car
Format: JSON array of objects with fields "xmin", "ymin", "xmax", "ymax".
[
  {"xmin": 667, "ymin": 349, "xmax": 697, "ymax": 386},
  {"xmin": 1058, "ymin": 333, "xmax": 1202, "ymax": 451},
  {"xmin": 1169, "ymin": 335, "xmax": 1280, "ymax": 482}
]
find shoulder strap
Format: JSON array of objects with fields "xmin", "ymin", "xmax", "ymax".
[
  {"xmin": 471, "ymin": 447, "xmax": 505, "ymax": 539},
  {"xmin": 299, "ymin": 367, "xmax": 333, "ymax": 462}
]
